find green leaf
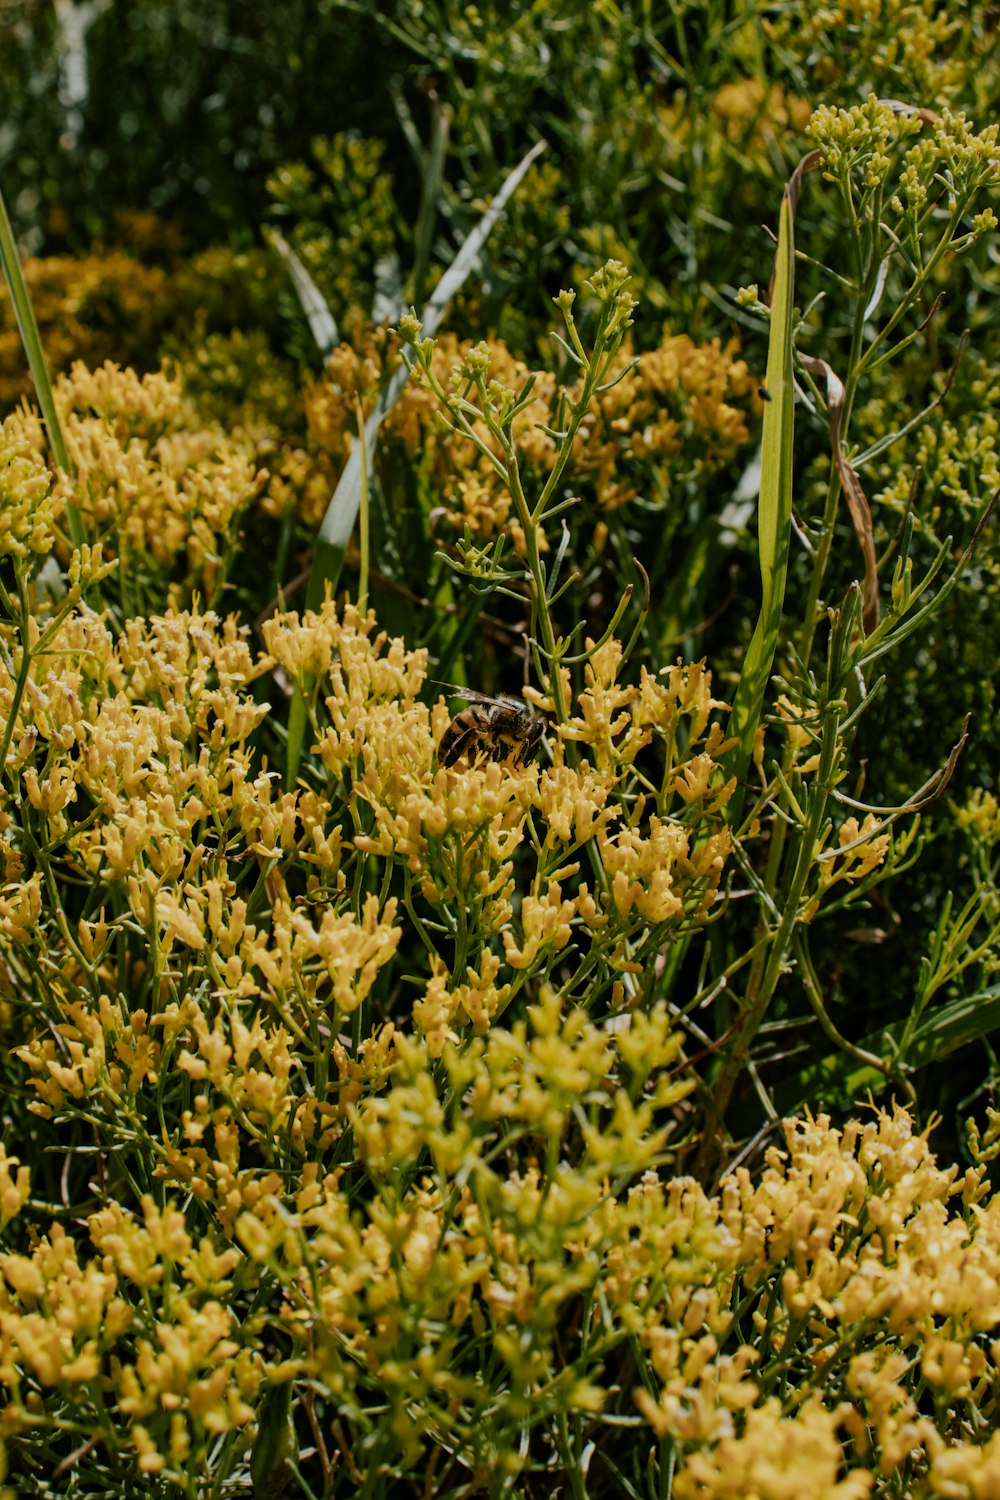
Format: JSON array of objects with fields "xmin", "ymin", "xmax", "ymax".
[
  {"xmin": 725, "ymin": 154, "xmax": 820, "ymax": 825},
  {"xmin": 902, "ymin": 985, "xmax": 1000, "ymax": 1069},
  {"xmin": 773, "ymin": 984, "xmax": 1000, "ymax": 1117},
  {"xmin": 0, "ymin": 178, "xmax": 86, "ymax": 550},
  {"xmin": 266, "ymin": 227, "xmax": 339, "ymax": 360},
  {"xmin": 250, "ymin": 1380, "xmax": 297, "ymax": 1499}
]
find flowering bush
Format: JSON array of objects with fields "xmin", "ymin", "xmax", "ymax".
[
  {"xmin": 0, "ymin": 235, "xmax": 994, "ymax": 1490},
  {"xmin": 0, "ymin": 328, "xmax": 743, "ymax": 1484},
  {"xmin": 2, "ymin": 2, "xmax": 1000, "ymax": 1494}
]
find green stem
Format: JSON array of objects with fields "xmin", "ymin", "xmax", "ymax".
[
  {"xmin": 794, "ymin": 927, "xmax": 914, "ymax": 1103},
  {"xmin": 698, "ymin": 676, "xmax": 847, "ymax": 1174},
  {"xmin": 505, "ymin": 452, "xmax": 569, "ymax": 726},
  {"xmin": 0, "ymin": 178, "xmax": 86, "ymax": 549},
  {"xmin": 797, "ymin": 278, "xmax": 868, "ymax": 670},
  {"xmin": 0, "ymin": 566, "xmax": 34, "ymax": 775}
]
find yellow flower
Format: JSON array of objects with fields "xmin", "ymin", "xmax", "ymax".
[
  {"xmin": 0, "ymin": 416, "xmax": 61, "ymax": 559},
  {"xmin": 671, "ymin": 1397, "xmax": 873, "ymax": 1500}
]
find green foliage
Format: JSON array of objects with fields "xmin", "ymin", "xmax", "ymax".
[
  {"xmin": 0, "ymin": 1, "xmax": 394, "ymax": 250},
  {"xmin": 3, "ymin": 0, "xmax": 1000, "ymax": 1495}
]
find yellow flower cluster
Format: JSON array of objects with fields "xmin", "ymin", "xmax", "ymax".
[
  {"xmin": 878, "ymin": 411, "xmax": 1000, "ymax": 527},
  {"xmin": 0, "ymin": 414, "xmax": 61, "ymax": 560},
  {"xmin": 710, "ymin": 78, "xmax": 813, "ymax": 149},
  {"xmin": 260, "ymin": 599, "xmax": 734, "ymax": 993},
  {"xmin": 803, "ymin": 814, "xmax": 891, "ymax": 921},
  {"xmin": 300, "ymin": 321, "xmax": 756, "ymax": 538},
  {"xmin": 3, "ymin": 984, "xmax": 700, "ymax": 1479},
  {"xmin": 3, "ymin": 1094, "xmax": 994, "ymax": 1488},
  {"xmin": 764, "ymin": 0, "xmax": 968, "ymax": 98},
  {"xmin": 956, "ymin": 787, "xmax": 1000, "ymax": 846},
  {"xmin": 808, "ymin": 96, "xmax": 924, "ymax": 189},
  {"xmin": 0, "ymin": 252, "xmax": 170, "ymax": 411},
  {"xmin": 3, "ymin": 361, "xmax": 267, "ymax": 604},
  {"xmin": 0, "ymin": 1192, "xmax": 259, "ymax": 1478},
  {"xmin": 808, "ymin": 99, "xmax": 1000, "ymax": 223},
  {"xmin": 1, "ymin": 501, "xmax": 988, "ymax": 1487},
  {"xmin": 0, "ymin": 582, "xmax": 733, "ymax": 1282},
  {"xmin": 634, "ymin": 1106, "xmax": 1000, "ymax": 1494},
  {"xmin": 0, "ymin": 239, "xmax": 288, "ymax": 415}
]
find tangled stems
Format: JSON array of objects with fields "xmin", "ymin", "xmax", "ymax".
[
  {"xmin": 398, "ymin": 259, "xmax": 638, "ymax": 729},
  {"xmin": 697, "ymin": 599, "xmax": 855, "ymax": 1173},
  {"xmin": 691, "ymin": 104, "xmax": 1000, "ymax": 1170},
  {"xmin": 0, "ymin": 549, "xmax": 114, "ymax": 775},
  {"xmin": 796, "ymin": 103, "xmax": 1000, "ymax": 668},
  {"xmin": 0, "ymin": 564, "xmax": 33, "ymax": 777}
]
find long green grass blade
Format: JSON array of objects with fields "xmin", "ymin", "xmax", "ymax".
[
  {"xmin": 903, "ymin": 984, "xmax": 1000, "ymax": 1068},
  {"xmin": 266, "ymin": 227, "xmax": 339, "ymax": 360},
  {"xmin": 725, "ymin": 157, "xmax": 818, "ymax": 824},
  {"xmin": 412, "ymin": 99, "xmax": 450, "ymax": 310},
  {"xmin": 304, "ymin": 136, "xmax": 547, "ymax": 616},
  {"xmin": 0, "ymin": 179, "xmax": 86, "ymax": 549}
]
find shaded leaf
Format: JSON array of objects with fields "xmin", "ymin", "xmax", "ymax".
[
  {"xmin": 774, "ymin": 983, "xmax": 1000, "ymax": 1117},
  {"xmin": 266, "ymin": 227, "xmax": 339, "ymax": 360}
]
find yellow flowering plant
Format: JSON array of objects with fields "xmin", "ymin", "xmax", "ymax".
[
  {"xmin": 1, "ymin": 38, "xmax": 1000, "ymax": 1486},
  {"xmin": 0, "ymin": 265, "xmax": 744, "ymax": 1490},
  {"xmin": 0, "ymin": 253, "xmax": 884, "ymax": 1492}
]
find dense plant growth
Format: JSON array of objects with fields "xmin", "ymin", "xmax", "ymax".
[{"xmin": 2, "ymin": 2, "xmax": 1000, "ymax": 1495}]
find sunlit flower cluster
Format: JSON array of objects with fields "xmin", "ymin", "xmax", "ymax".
[
  {"xmin": 0, "ymin": 251, "xmax": 171, "ymax": 411},
  {"xmin": 710, "ymin": 78, "xmax": 813, "ymax": 148},
  {"xmin": 0, "ymin": 509, "xmax": 991, "ymax": 1486},
  {"xmin": 299, "ymin": 320, "xmax": 756, "ymax": 541},
  {"xmin": 956, "ymin": 787, "xmax": 1000, "ymax": 847},
  {"xmin": 2, "ymin": 361, "xmax": 268, "ymax": 604},
  {"xmin": 3, "ymin": 1093, "xmax": 991, "ymax": 1487},
  {"xmin": 1, "ymin": 0, "xmax": 999, "ymax": 1484},
  {"xmin": 0, "ymin": 508, "xmax": 739, "ymax": 1481},
  {"xmin": 808, "ymin": 98, "xmax": 1000, "ymax": 227}
]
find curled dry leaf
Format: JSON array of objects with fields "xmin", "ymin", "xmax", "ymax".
[{"xmin": 800, "ymin": 354, "xmax": 880, "ymax": 634}]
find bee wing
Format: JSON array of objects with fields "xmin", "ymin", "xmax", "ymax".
[{"xmin": 430, "ymin": 681, "xmax": 527, "ymax": 710}]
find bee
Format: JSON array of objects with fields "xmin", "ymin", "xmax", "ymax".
[{"xmin": 437, "ymin": 688, "xmax": 545, "ymax": 769}]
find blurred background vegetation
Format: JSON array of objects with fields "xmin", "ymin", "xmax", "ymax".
[{"xmin": 3, "ymin": 0, "xmax": 1000, "ymax": 1157}]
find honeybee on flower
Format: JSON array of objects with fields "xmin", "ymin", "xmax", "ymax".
[{"xmin": 436, "ymin": 687, "xmax": 545, "ymax": 769}]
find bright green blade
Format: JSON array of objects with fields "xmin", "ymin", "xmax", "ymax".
[
  {"xmin": 0, "ymin": 178, "xmax": 86, "ymax": 549},
  {"xmin": 303, "ymin": 137, "xmax": 547, "ymax": 617},
  {"xmin": 725, "ymin": 157, "xmax": 818, "ymax": 824}
]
